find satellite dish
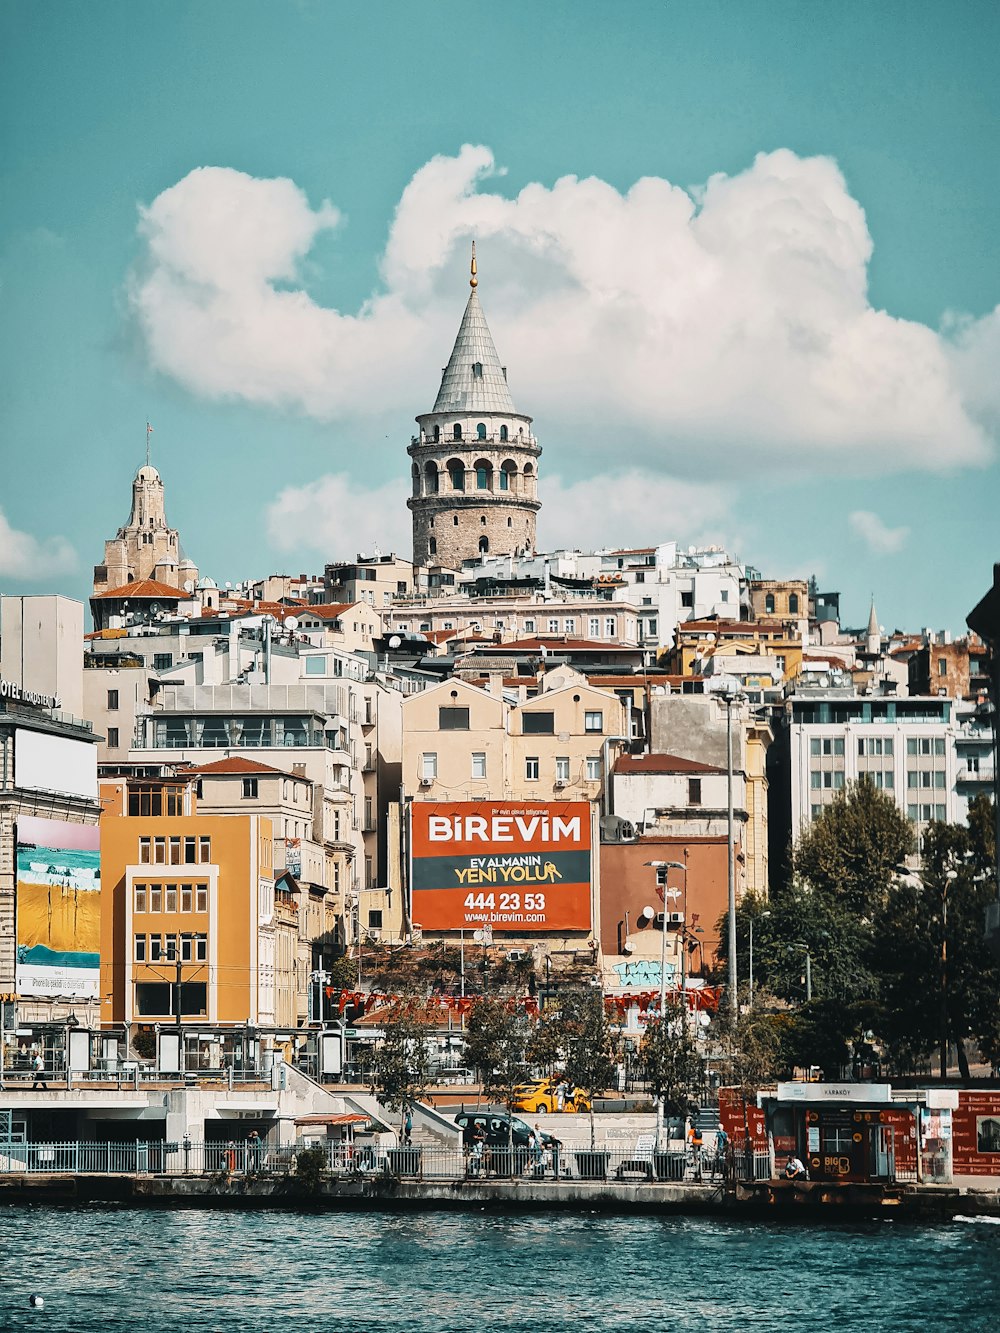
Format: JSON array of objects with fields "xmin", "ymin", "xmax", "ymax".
[
  {"xmin": 149, "ymin": 603, "xmax": 161, "ymax": 615},
  {"xmin": 225, "ymin": 582, "xmax": 233, "ymax": 590},
  {"xmin": 622, "ymin": 939, "xmax": 634, "ymax": 955},
  {"xmin": 284, "ymin": 617, "xmax": 299, "ymax": 632},
  {"xmin": 389, "ymin": 635, "xmax": 402, "ymax": 649},
  {"xmin": 473, "ymin": 929, "xmax": 485, "ymax": 943},
  {"xmin": 639, "ymin": 905, "xmax": 655, "ymax": 923},
  {"xmin": 183, "ymin": 579, "xmax": 195, "ymax": 593}
]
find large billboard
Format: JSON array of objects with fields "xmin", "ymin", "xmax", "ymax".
[
  {"xmin": 16, "ymin": 816, "xmax": 100, "ymax": 998},
  {"xmin": 410, "ymin": 801, "xmax": 592, "ymax": 932}
]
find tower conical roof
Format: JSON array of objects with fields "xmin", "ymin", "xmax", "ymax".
[
  {"xmin": 432, "ymin": 286, "xmax": 517, "ymax": 415},
  {"xmin": 867, "ymin": 599, "xmax": 879, "ymax": 637}
]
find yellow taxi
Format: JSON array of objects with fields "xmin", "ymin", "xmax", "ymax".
[{"xmin": 512, "ymin": 1076, "xmax": 591, "ymax": 1114}]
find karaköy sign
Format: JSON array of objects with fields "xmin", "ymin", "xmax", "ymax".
[{"xmin": 410, "ymin": 800, "xmax": 592, "ymax": 932}]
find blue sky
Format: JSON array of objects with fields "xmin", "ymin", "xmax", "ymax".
[{"xmin": 1, "ymin": 0, "xmax": 997, "ymax": 633}]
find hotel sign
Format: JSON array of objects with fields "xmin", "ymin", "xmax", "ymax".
[{"xmin": 0, "ymin": 676, "xmax": 61, "ymax": 710}]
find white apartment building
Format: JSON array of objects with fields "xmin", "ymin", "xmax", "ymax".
[{"xmin": 787, "ymin": 688, "xmax": 980, "ymax": 841}]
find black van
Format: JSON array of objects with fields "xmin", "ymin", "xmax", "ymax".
[{"xmin": 454, "ymin": 1111, "xmax": 557, "ymax": 1149}]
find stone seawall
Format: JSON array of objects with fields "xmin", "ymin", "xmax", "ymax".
[{"xmin": 3, "ymin": 1171, "xmax": 1000, "ymax": 1221}]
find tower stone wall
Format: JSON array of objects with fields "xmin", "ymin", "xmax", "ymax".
[{"xmin": 408, "ymin": 253, "xmax": 541, "ymax": 568}]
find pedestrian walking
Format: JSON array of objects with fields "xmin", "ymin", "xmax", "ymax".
[{"xmin": 31, "ymin": 1051, "xmax": 47, "ymax": 1089}]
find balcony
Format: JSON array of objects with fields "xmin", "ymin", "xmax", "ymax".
[{"xmin": 957, "ymin": 763, "xmax": 995, "ymax": 783}]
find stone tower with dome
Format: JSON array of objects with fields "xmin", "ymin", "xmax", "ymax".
[
  {"xmin": 93, "ymin": 454, "xmax": 198, "ymax": 595},
  {"xmin": 407, "ymin": 246, "xmax": 541, "ymax": 569}
]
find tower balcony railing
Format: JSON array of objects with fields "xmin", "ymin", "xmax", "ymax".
[{"xmin": 411, "ymin": 432, "xmax": 537, "ymax": 449}]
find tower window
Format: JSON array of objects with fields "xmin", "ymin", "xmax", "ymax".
[
  {"xmin": 479, "ymin": 537, "xmax": 489, "ymax": 553},
  {"xmin": 432, "ymin": 425, "xmax": 440, "ymax": 442},
  {"xmin": 507, "ymin": 517, "xmax": 512, "ymax": 526},
  {"xmin": 476, "ymin": 422, "xmax": 487, "ymax": 440},
  {"xmin": 500, "ymin": 425, "xmax": 508, "ymax": 441},
  {"xmin": 453, "ymin": 515, "xmax": 459, "ymax": 525},
  {"xmin": 453, "ymin": 424, "xmax": 462, "ymax": 440},
  {"xmin": 448, "ymin": 461, "xmax": 465, "ymax": 491},
  {"xmin": 472, "ymin": 362, "xmax": 483, "ymax": 379},
  {"xmin": 476, "ymin": 463, "xmax": 491, "ymax": 489},
  {"xmin": 429, "ymin": 537, "xmax": 437, "ymax": 555}
]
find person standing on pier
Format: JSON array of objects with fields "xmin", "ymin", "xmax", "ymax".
[{"xmin": 31, "ymin": 1051, "xmax": 47, "ymax": 1090}]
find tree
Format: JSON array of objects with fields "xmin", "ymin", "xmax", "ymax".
[
  {"xmin": 554, "ymin": 990, "xmax": 619, "ymax": 1150},
  {"xmin": 793, "ymin": 777, "xmax": 914, "ymax": 918},
  {"xmin": 464, "ymin": 998, "xmax": 534, "ymax": 1139},
  {"xmin": 638, "ymin": 1001, "xmax": 703, "ymax": 1148},
  {"xmin": 369, "ymin": 999, "xmax": 432, "ymax": 1137},
  {"xmin": 711, "ymin": 1000, "xmax": 785, "ymax": 1170}
]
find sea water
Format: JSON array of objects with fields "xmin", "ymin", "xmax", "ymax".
[{"xmin": 1, "ymin": 1206, "xmax": 998, "ymax": 1331}]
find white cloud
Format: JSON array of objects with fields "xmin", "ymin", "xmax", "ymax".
[
  {"xmin": 848, "ymin": 510, "xmax": 910, "ymax": 555},
  {"xmin": 542, "ymin": 471, "xmax": 734, "ymax": 551},
  {"xmin": 0, "ymin": 509, "xmax": 77, "ymax": 579},
  {"xmin": 265, "ymin": 467, "xmax": 735, "ymax": 565},
  {"xmin": 266, "ymin": 473, "xmax": 411, "ymax": 559},
  {"xmin": 131, "ymin": 147, "xmax": 996, "ymax": 476}
]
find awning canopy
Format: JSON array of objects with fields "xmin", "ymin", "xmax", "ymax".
[{"xmin": 294, "ymin": 1113, "xmax": 371, "ymax": 1127}]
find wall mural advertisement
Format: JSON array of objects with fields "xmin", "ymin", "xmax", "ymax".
[
  {"xmin": 410, "ymin": 801, "xmax": 592, "ymax": 932},
  {"xmin": 16, "ymin": 815, "xmax": 100, "ymax": 998}
]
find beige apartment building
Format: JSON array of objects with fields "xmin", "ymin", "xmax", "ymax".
[
  {"xmin": 401, "ymin": 676, "xmax": 629, "ymax": 805},
  {"xmin": 388, "ymin": 596, "xmax": 642, "ymax": 647}
]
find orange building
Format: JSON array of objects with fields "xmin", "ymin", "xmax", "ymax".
[{"xmin": 100, "ymin": 777, "xmax": 275, "ymax": 1030}]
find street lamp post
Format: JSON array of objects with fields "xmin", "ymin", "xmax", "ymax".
[
  {"xmin": 722, "ymin": 687, "xmax": 745, "ymax": 1016},
  {"xmin": 644, "ymin": 859, "xmax": 687, "ymax": 1152},
  {"xmin": 788, "ymin": 943, "xmax": 813, "ymax": 1001},
  {"xmin": 897, "ymin": 862, "xmax": 959, "ymax": 1080}
]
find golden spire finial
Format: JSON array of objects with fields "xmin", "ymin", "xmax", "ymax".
[{"xmin": 470, "ymin": 240, "xmax": 478, "ymax": 289}]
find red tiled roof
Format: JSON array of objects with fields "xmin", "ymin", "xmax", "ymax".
[
  {"xmin": 180, "ymin": 756, "xmax": 306, "ymax": 779},
  {"xmin": 677, "ymin": 619, "xmax": 785, "ymax": 634},
  {"xmin": 614, "ymin": 753, "xmax": 725, "ymax": 775},
  {"xmin": 93, "ymin": 578, "xmax": 193, "ymax": 600},
  {"xmin": 297, "ymin": 603, "xmax": 354, "ymax": 621}
]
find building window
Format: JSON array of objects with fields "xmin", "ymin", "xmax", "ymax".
[
  {"xmin": 500, "ymin": 425, "xmax": 508, "ymax": 441},
  {"xmin": 586, "ymin": 756, "xmax": 601, "ymax": 781},
  {"xmin": 242, "ymin": 778, "xmax": 258, "ymax": 798},
  {"xmin": 453, "ymin": 424, "xmax": 462, "ymax": 440},
  {"xmin": 181, "ymin": 886, "xmax": 192, "ymax": 913},
  {"xmin": 429, "ymin": 538, "xmax": 437, "ymax": 556},
  {"xmin": 604, "ymin": 617, "xmax": 616, "ymax": 638},
  {"xmin": 472, "ymin": 752, "xmax": 487, "ymax": 779},
  {"xmin": 938, "ymin": 657, "xmax": 948, "ymax": 677},
  {"xmin": 134, "ymin": 935, "xmax": 146, "ymax": 963},
  {"xmin": 165, "ymin": 885, "xmax": 177, "ymax": 913},
  {"xmin": 472, "ymin": 363, "xmax": 483, "ymax": 380},
  {"xmin": 589, "ymin": 617, "xmax": 600, "ymax": 637},
  {"xmin": 108, "ymin": 728, "xmax": 120, "ymax": 749},
  {"xmin": 788, "ymin": 593, "xmax": 799, "ymax": 614},
  {"xmin": 907, "ymin": 737, "xmax": 946, "ymax": 756},
  {"xmin": 153, "ymin": 653, "xmax": 173, "ymax": 671},
  {"xmin": 476, "ymin": 422, "xmax": 487, "ymax": 439},
  {"xmin": 548, "ymin": 618, "xmax": 559, "ymax": 633},
  {"xmin": 439, "ymin": 706, "xmax": 470, "ymax": 730},
  {"xmin": 134, "ymin": 885, "xmax": 146, "ymax": 913},
  {"xmin": 525, "ymin": 756, "xmax": 540, "ymax": 781},
  {"xmin": 810, "ymin": 737, "xmax": 844, "ymax": 757},
  {"xmin": 523, "ymin": 711, "xmax": 555, "ymax": 734},
  {"xmin": 149, "ymin": 885, "xmax": 162, "ymax": 912},
  {"xmin": 688, "ymin": 778, "xmax": 702, "ymax": 805},
  {"xmin": 721, "ymin": 589, "xmax": 730, "ymax": 603},
  {"xmin": 422, "ymin": 753, "xmax": 438, "ymax": 781},
  {"xmin": 107, "ymin": 689, "xmax": 119, "ymax": 710},
  {"xmin": 564, "ymin": 619, "xmax": 576, "ymax": 634},
  {"xmin": 585, "ymin": 711, "xmax": 604, "ymax": 733},
  {"xmin": 149, "ymin": 935, "xmax": 163, "ymax": 962},
  {"xmin": 195, "ymin": 884, "xmax": 208, "ymax": 912},
  {"xmin": 556, "ymin": 756, "xmax": 570, "ymax": 782},
  {"xmin": 305, "ymin": 656, "xmax": 326, "ymax": 675},
  {"xmin": 139, "ymin": 837, "xmax": 151, "ymax": 864},
  {"xmin": 479, "ymin": 536, "xmax": 489, "ymax": 554},
  {"xmin": 368, "ymin": 909, "xmax": 383, "ymax": 929},
  {"xmin": 477, "ymin": 465, "xmax": 489, "ymax": 488},
  {"xmin": 765, "ymin": 594, "xmax": 775, "ymax": 614},
  {"xmin": 524, "ymin": 619, "xmax": 535, "ymax": 633},
  {"xmin": 680, "ymin": 591, "xmax": 694, "ymax": 609}
]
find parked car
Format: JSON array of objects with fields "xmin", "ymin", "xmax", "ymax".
[
  {"xmin": 512, "ymin": 1076, "xmax": 591, "ymax": 1114},
  {"xmin": 454, "ymin": 1111, "xmax": 558, "ymax": 1150}
]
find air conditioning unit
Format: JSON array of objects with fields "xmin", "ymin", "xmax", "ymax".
[
  {"xmin": 419, "ymin": 777, "xmax": 433, "ymax": 788},
  {"xmin": 667, "ymin": 912, "xmax": 684, "ymax": 926},
  {"xmin": 554, "ymin": 779, "xmax": 567, "ymax": 789},
  {"xmin": 507, "ymin": 949, "xmax": 529, "ymax": 962}
]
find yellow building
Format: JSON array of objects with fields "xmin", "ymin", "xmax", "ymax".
[
  {"xmin": 664, "ymin": 618, "xmax": 804, "ymax": 683},
  {"xmin": 100, "ymin": 777, "xmax": 277, "ymax": 1030}
]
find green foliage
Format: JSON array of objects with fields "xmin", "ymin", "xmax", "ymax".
[
  {"xmin": 369, "ymin": 999, "xmax": 432, "ymax": 1127},
  {"xmin": 638, "ymin": 1001, "xmax": 703, "ymax": 1118},
  {"xmin": 712, "ymin": 1002, "xmax": 785, "ymax": 1102},
  {"xmin": 294, "ymin": 1146, "xmax": 328, "ymax": 1194},
  {"xmin": 131, "ymin": 1028, "xmax": 156, "ymax": 1061},
  {"xmin": 553, "ymin": 990, "xmax": 620, "ymax": 1149},
  {"xmin": 792, "ymin": 777, "xmax": 914, "ymax": 918},
  {"xmin": 464, "ymin": 998, "xmax": 534, "ymax": 1116},
  {"xmin": 327, "ymin": 955, "xmax": 358, "ymax": 991}
]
